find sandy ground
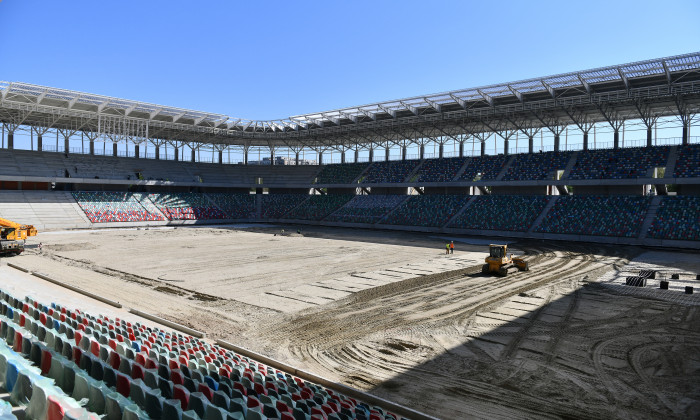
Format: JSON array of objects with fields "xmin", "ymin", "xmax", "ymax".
[{"xmin": 5, "ymin": 225, "xmax": 700, "ymax": 419}]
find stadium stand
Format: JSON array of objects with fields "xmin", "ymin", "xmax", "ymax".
[
  {"xmin": 285, "ymin": 195, "xmax": 354, "ymax": 221},
  {"xmin": 260, "ymin": 194, "xmax": 309, "ymax": 219},
  {"xmin": 503, "ymin": 152, "xmax": 572, "ymax": 181},
  {"xmin": 568, "ymin": 146, "xmax": 669, "ymax": 180},
  {"xmin": 383, "ymin": 195, "xmax": 470, "ymax": 227},
  {"xmin": 449, "ymin": 195, "xmax": 549, "ymax": 231},
  {"xmin": 673, "ymin": 144, "xmax": 700, "ymax": 178},
  {"xmin": 0, "ymin": 191, "xmax": 90, "ymax": 230},
  {"xmin": 148, "ymin": 193, "xmax": 227, "ymax": 220},
  {"xmin": 73, "ymin": 192, "xmax": 165, "ymax": 223},
  {"xmin": 314, "ymin": 162, "xmax": 369, "ymax": 184},
  {"xmin": 208, "ymin": 193, "xmax": 257, "ymax": 219},
  {"xmin": 536, "ymin": 195, "xmax": 651, "ymax": 237},
  {"xmin": 360, "ymin": 160, "xmax": 420, "ymax": 184},
  {"xmin": 0, "ymin": 288, "xmax": 402, "ymax": 420},
  {"xmin": 414, "ymin": 157, "xmax": 466, "ymax": 182},
  {"xmin": 458, "ymin": 155, "xmax": 508, "ymax": 181},
  {"xmin": 647, "ymin": 196, "xmax": 700, "ymax": 241},
  {"xmin": 325, "ymin": 195, "xmax": 406, "ymax": 224}
]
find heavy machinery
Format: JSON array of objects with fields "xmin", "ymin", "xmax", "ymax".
[
  {"xmin": 482, "ymin": 244, "xmax": 528, "ymax": 277},
  {"xmin": 0, "ymin": 217, "xmax": 38, "ymax": 256}
]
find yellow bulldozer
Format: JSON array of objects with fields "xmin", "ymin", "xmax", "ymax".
[
  {"xmin": 482, "ymin": 244, "xmax": 528, "ymax": 277},
  {"xmin": 0, "ymin": 217, "xmax": 38, "ymax": 256}
]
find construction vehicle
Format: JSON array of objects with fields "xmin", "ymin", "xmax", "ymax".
[
  {"xmin": 0, "ymin": 217, "xmax": 38, "ymax": 256},
  {"xmin": 482, "ymin": 244, "xmax": 529, "ymax": 277}
]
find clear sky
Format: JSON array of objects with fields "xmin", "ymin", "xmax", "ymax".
[{"xmin": 1, "ymin": 0, "xmax": 699, "ymax": 121}]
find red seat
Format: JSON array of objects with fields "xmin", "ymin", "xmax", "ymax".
[
  {"xmin": 197, "ymin": 383, "xmax": 214, "ymax": 401},
  {"xmin": 311, "ymin": 407, "xmax": 327, "ymax": 420},
  {"xmin": 173, "ymin": 384, "xmax": 190, "ymax": 410},
  {"xmin": 246, "ymin": 396, "xmax": 261, "ymax": 409},
  {"xmin": 233, "ymin": 381, "xmax": 247, "ymax": 396},
  {"xmin": 145, "ymin": 358, "xmax": 157, "ymax": 370},
  {"xmin": 321, "ymin": 404, "xmax": 335, "ymax": 415},
  {"xmin": 13, "ymin": 331, "xmax": 23, "ymax": 352},
  {"xmin": 19, "ymin": 314, "xmax": 26, "ymax": 327},
  {"xmin": 109, "ymin": 351, "xmax": 120, "ymax": 370},
  {"xmin": 116, "ymin": 373, "xmax": 131, "ymax": 398},
  {"xmin": 170, "ymin": 369, "xmax": 184, "ymax": 385},
  {"xmin": 46, "ymin": 396, "xmax": 65, "ymax": 420},
  {"xmin": 40, "ymin": 348, "xmax": 52, "ymax": 375},
  {"xmin": 131, "ymin": 363, "xmax": 145, "ymax": 380},
  {"xmin": 253, "ymin": 382, "xmax": 267, "ymax": 396},
  {"xmin": 90, "ymin": 340, "xmax": 100, "ymax": 357},
  {"xmin": 135, "ymin": 353, "xmax": 147, "ymax": 366},
  {"xmin": 72, "ymin": 346, "xmax": 82, "ymax": 366},
  {"xmin": 74, "ymin": 331, "xmax": 83, "ymax": 347},
  {"xmin": 276, "ymin": 401, "xmax": 292, "ymax": 413},
  {"xmin": 281, "ymin": 413, "xmax": 295, "ymax": 420}
]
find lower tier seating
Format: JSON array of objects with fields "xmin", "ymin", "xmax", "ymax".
[
  {"xmin": 536, "ymin": 195, "xmax": 651, "ymax": 237},
  {"xmin": 208, "ymin": 193, "xmax": 257, "ymax": 219},
  {"xmin": 325, "ymin": 195, "xmax": 406, "ymax": 224},
  {"xmin": 449, "ymin": 195, "xmax": 549, "ymax": 231},
  {"xmin": 73, "ymin": 192, "xmax": 165, "ymax": 223},
  {"xmin": 383, "ymin": 195, "xmax": 470, "ymax": 227},
  {"xmin": 285, "ymin": 195, "xmax": 354, "ymax": 221},
  {"xmin": 673, "ymin": 144, "xmax": 700, "ymax": 178},
  {"xmin": 0, "ymin": 288, "xmax": 402, "ymax": 420},
  {"xmin": 148, "ymin": 193, "xmax": 227, "ymax": 220},
  {"xmin": 260, "ymin": 194, "xmax": 309, "ymax": 219},
  {"xmin": 647, "ymin": 196, "xmax": 700, "ymax": 241}
]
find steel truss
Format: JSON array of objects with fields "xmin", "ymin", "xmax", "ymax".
[{"xmin": 1, "ymin": 52, "xmax": 700, "ymax": 157}]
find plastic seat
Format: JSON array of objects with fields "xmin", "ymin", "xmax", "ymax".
[
  {"xmin": 187, "ymin": 392, "xmax": 209, "ymax": 418},
  {"xmin": 116, "ymin": 372, "xmax": 131, "ymax": 398},
  {"xmin": 198, "ymin": 383, "xmax": 215, "ymax": 401},
  {"xmin": 144, "ymin": 388, "xmax": 164, "ymax": 420},
  {"xmin": 87, "ymin": 381, "xmax": 109, "ymax": 414},
  {"xmin": 162, "ymin": 398, "xmax": 183, "ymax": 420},
  {"xmin": 72, "ymin": 371, "xmax": 91, "ymax": 402},
  {"xmin": 144, "ymin": 368, "xmax": 159, "ymax": 388},
  {"xmin": 173, "ymin": 384, "xmax": 191, "ymax": 410},
  {"xmin": 245, "ymin": 407, "xmax": 264, "ymax": 420},
  {"xmin": 46, "ymin": 395, "xmax": 66, "ymax": 420},
  {"xmin": 9, "ymin": 369, "xmax": 33, "ymax": 406},
  {"xmin": 129, "ymin": 378, "xmax": 148, "ymax": 408},
  {"xmin": 4, "ymin": 360, "xmax": 19, "ymax": 393}
]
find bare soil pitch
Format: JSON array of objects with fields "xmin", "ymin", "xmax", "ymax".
[{"xmin": 13, "ymin": 225, "xmax": 700, "ymax": 419}]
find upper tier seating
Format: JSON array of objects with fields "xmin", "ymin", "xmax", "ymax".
[
  {"xmin": 536, "ymin": 195, "xmax": 651, "ymax": 237},
  {"xmin": 73, "ymin": 192, "xmax": 165, "ymax": 223},
  {"xmin": 568, "ymin": 147, "xmax": 669, "ymax": 180},
  {"xmin": 457, "ymin": 155, "xmax": 508, "ymax": 181},
  {"xmin": 285, "ymin": 195, "xmax": 354, "ymax": 220},
  {"xmin": 360, "ymin": 160, "xmax": 420, "ymax": 183},
  {"xmin": 673, "ymin": 144, "xmax": 700, "ymax": 178},
  {"xmin": 503, "ymin": 152, "xmax": 572, "ymax": 181},
  {"xmin": 314, "ymin": 163, "xmax": 369, "ymax": 184},
  {"xmin": 325, "ymin": 195, "xmax": 406, "ymax": 224},
  {"xmin": 646, "ymin": 196, "xmax": 700, "ymax": 241},
  {"xmin": 383, "ymin": 195, "xmax": 470, "ymax": 227},
  {"xmin": 414, "ymin": 157, "xmax": 466, "ymax": 182},
  {"xmin": 0, "ymin": 288, "xmax": 401, "ymax": 420},
  {"xmin": 449, "ymin": 195, "xmax": 549, "ymax": 231},
  {"xmin": 148, "ymin": 193, "xmax": 227, "ymax": 220},
  {"xmin": 260, "ymin": 194, "xmax": 309, "ymax": 219},
  {"xmin": 208, "ymin": 193, "xmax": 257, "ymax": 219}
]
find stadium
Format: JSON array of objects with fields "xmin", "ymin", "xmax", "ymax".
[{"xmin": 1, "ymin": 2, "xmax": 700, "ymax": 419}]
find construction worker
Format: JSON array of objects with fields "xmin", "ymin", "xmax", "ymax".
[
  {"xmin": 446, "ymin": 243, "xmax": 450, "ymax": 255},
  {"xmin": 450, "ymin": 241, "xmax": 454, "ymax": 254}
]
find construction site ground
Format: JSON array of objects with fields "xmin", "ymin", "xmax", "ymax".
[{"xmin": 4, "ymin": 224, "xmax": 700, "ymax": 419}]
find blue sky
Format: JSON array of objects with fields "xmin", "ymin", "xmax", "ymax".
[
  {"xmin": 0, "ymin": 1, "xmax": 698, "ymax": 160},
  {"xmin": 1, "ymin": 0, "xmax": 698, "ymax": 121}
]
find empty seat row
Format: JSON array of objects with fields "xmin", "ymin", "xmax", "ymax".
[
  {"xmin": 325, "ymin": 195, "xmax": 406, "ymax": 224},
  {"xmin": 449, "ymin": 195, "xmax": 549, "ymax": 231}
]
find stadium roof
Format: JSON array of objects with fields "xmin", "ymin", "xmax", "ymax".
[{"xmin": 1, "ymin": 52, "xmax": 699, "ymax": 150}]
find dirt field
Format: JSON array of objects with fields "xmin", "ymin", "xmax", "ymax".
[{"xmin": 10, "ymin": 225, "xmax": 700, "ymax": 419}]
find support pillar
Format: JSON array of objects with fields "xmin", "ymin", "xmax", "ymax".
[
  {"xmin": 244, "ymin": 148, "xmax": 248, "ymax": 165},
  {"xmin": 191, "ymin": 148, "xmax": 196, "ymax": 162},
  {"xmin": 553, "ymin": 134, "xmax": 560, "ymax": 152},
  {"xmin": 318, "ymin": 152, "xmax": 323, "ymax": 165},
  {"xmin": 175, "ymin": 148, "xmax": 179, "ymax": 162},
  {"xmin": 155, "ymin": 146, "xmax": 160, "ymax": 160},
  {"xmin": 354, "ymin": 149, "xmax": 359, "ymax": 163},
  {"xmin": 613, "ymin": 130, "xmax": 620, "ymax": 149},
  {"xmin": 37, "ymin": 135, "xmax": 43, "ymax": 152},
  {"xmin": 89, "ymin": 140, "xmax": 94, "ymax": 155},
  {"xmin": 341, "ymin": 151, "xmax": 346, "ymax": 164},
  {"xmin": 295, "ymin": 152, "xmax": 299, "ymax": 165},
  {"xmin": 64, "ymin": 136, "xmax": 70, "ymax": 154},
  {"xmin": 583, "ymin": 133, "xmax": 589, "ymax": 151},
  {"xmin": 113, "ymin": 143, "xmax": 118, "ymax": 157},
  {"xmin": 368, "ymin": 148, "xmax": 373, "ymax": 163},
  {"xmin": 458, "ymin": 142, "xmax": 464, "ymax": 158},
  {"xmin": 7, "ymin": 133, "xmax": 13, "ymax": 149},
  {"xmin": 480, "ymin": 141, "xmax": 486, "ymax": 157},
  {"xmin": 503, "ymin": 140, "xmax": 509, "ymax": 156},
  {"xmin": 438, "ymin": 144, "xmax": 444, "ymax": 159},
  {"xmin": 682, "ymin": 120, "xmax": 689, "ymax": 145},
  {"xmin": 270, "ymin": 149, "xmax": 275, "ymax": 165},
  {"xmin": 528, "ymin": 136, "xmax": 534, "ymax": 154},
  {"xmin": 647, "ymin": 127, "xmax": 653, "ymax": 147},
  {"xmin": 218, "ymin": 150, "xmax": 223, "ymax": 164},
  {"xmin": 134, "ymin": 144, "xmax": 140, "ymax": 159},
  {"xmin": 385, "ymin": 147, "xmax": 390, "ymax": 161},
  {"xmin": 419, "ymin": 144, "xmax": 425, "ymax": 160},
  {"xmin": 402, "ymin": 146, "xmax": 407, "ymax": 160}
]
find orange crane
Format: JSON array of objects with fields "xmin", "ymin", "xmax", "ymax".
[{"xmin": 0, "ymin": 217, "xmax": 37, "ymax": 256}]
